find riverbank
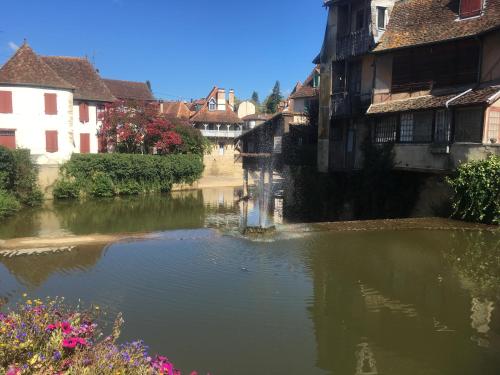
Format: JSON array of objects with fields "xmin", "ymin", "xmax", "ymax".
[{"xmin": 1, "ymin": 217, "xmax": 496, "ymax": 255}]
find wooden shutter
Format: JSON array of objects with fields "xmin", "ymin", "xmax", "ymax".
[
  {"xmin": 0, "ymin": 130, "xmax": 16, "ymax": 149},
  {"xmin": 0, "ymin": 91, "xmax": 13, "ymax": 113},
  {"xmin": 460, "ymin": 0, "xmax": 482, "ymax": 18},
  {"xmin": 45, "ymin": 130, "xmax": 59, "ymax": 152},
  {"xmin": 79, "ymin": 102, "xmax": 89, "ymax": 123},
  {"xmin": 80, "ymin": 133, "xmax": 90, "ymax": 154},
  {"xmin": 44, "ymin": 93, "xmax": 58, "ymax": 115}
]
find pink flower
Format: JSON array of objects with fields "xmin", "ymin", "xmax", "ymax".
[
  {"xmin": 46, "ymin": 324, "xmax": 57, "ymax": 331},
  {"xmin": 62, "ymin": 337, "xmax": 87, "ymax": 349},
  {"xmin": 6, "ymin": 366, "xmax": 21, "ymax": 375}
]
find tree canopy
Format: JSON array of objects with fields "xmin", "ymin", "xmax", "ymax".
[{"xmin": 264, "ymin": 81, "xmax": 283, "ymax": 114}]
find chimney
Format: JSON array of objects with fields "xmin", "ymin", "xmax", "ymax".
[
  {"xmin": 229, "ymin": 89, "xmax": 235, "ymax": 110},
  {"xmin": 217, "ymin": 88, "xmax": 226, "ymax": 111}
]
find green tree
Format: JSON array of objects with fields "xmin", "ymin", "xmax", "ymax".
[
  {"xmin": 251, "ymin": 91, "xmax": 259, "ymax": 105},
  {"xmin": 264, "ymin": 81, "xmax": 283, "ymax": 114}
]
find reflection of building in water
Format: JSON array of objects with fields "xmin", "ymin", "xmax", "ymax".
[
  {"xmin": 470, "ymin": 297, "xmax": 496, "ymax": 348},
  {"xmin": 359, "ymin": 283, "xmax": 418, "ymax": 318},
  {"xmin": 355, "ymin": 342, "xmax": 378, "ymax": 375},
  {"xmin": 0, "ymin": 244, "xmax": 106, "ymax": 287}
]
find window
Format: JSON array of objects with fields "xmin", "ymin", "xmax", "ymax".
[
  {"xmin": 218, "ymin": 142, "xmax": 225, "ymax": 155},
  {"xmin": 313, "ymin": 74, "xmax": 320, "ymax": 88},
  {"xmin": 413, "ymin": 112, "xmax": 433, "ymax": 142},
  {"xmin": 79, "ymin": 102, "xmax": 89, "ymax": 123},
  {"xmin": 0, "ymin": 91, "xmax": 13, "ymax": 113},
  {"xmin": 400, "ymin": 113, "xmax": 414, "ymax": 142},
  {"xmin": 80, "ymin": 133, "xmax": 90, "ymax": 154},
  {"xmin": 488, "ymin": 110, "xmax": 500, "ymax": 143},
  {"xmin": 44, "ymin": 93, "xmax": 58, "ymax": 115},
  {"xmin": 45, "ymin": 130, "xmax": 59, "ymax": 152},
  {"xmin": 0, "ymin": 130, "xmax": 16, "ymax": 149},
  {"xmin": 375, "ymin": 116, "xmax": 397, "ymax": 143},
  {"xmin": 355, "ymin": 9, "xmax": 365, "ymax": 31},
  {"xmin": 435, "ymin": 109, "xmax": 451, "ymax": 143},
  {"xmin": 460, "ymin": 0, "xmax": 483, "ymax": 18},
  {"xmin": 377, "ymin": 7, "xmax": 387, "ymax": 29},
  {"xmin": 208, "ymin": 98, "xmax": 216, "ymax": 111},
  {"xmin": 454, "ymin": 107, "xmax": 483, "ymax": 143}
]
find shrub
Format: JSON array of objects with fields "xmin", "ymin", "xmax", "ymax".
[
  {"xmin": 447, "ymin": 155, "xmax": 500, "ymax": 225},
  {"xmin": 54, "ymin": 153, "xmax": 204, "ymax": 199},
  {"xmin": 53, "ymin": 179, "xmax": 81, "ymax": 200},
  {"xmin": 88, "ymin": 172, "xmax": 115, "ymax": 198},
  {"xmin": 0, "ymin": 190, "xmax": 21, "ymax": 219},
  {"xmin": 0, "ymin": 146, "xmax": 43, "ymax": 210},
  {"xmin": 0, "ymin": 296, "xmax": 201, "ymax": 374}
]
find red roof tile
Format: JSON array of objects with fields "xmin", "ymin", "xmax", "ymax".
[
  {"xmin": 103, "ymin": 78, "xmax": 155, "ymax": 101},
  {"xmin": 161, "ymin": 101, "xmax": 191, "ymax": 120},
  {"xmin": 190, "ymin": 87, "xmax": 243, "ymax": 124},
  {"xmin": 290, "ymin": 66, "xmax": 320, "ymax": 99},
  {"xmin": 42, "ymin": 56, "xmax": 115, "ymax": 102},
  {"xmin": 375, "ymin": 0, "xmax": 500, "ymax": 52},
  {"xmin": 0, "ymin": 44, "xmax": 74, "ymax": 90},
  {"xmin": 367, "ymin": 85, "xmax": 500, "ymax": 114}
]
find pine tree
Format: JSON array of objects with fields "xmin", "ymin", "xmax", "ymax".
[
  {"xmin": 264, "ymin": 81, "xmax": 283, "ymax": 114},
  {"xmin": 251, "ymin": 91, "xmax": 259, "ymax": 105}
]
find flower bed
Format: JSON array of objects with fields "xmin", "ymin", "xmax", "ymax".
[{"xmin": 0, "ymin": 296, "xmax": 203, "ymax": 374}]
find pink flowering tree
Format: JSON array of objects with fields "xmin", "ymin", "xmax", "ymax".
[{"xmin": 98, "ymin": 100, "xmax": 182, "ymax": 155}]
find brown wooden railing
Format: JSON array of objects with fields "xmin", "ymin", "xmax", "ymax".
[{"xmin": 334, "ymin": 29, "xmax": 371, "ymax": 61}]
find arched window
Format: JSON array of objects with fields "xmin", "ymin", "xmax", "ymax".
[{"xmin": 208, "ymin": 98, "xmax": 216, "ymax": 111}]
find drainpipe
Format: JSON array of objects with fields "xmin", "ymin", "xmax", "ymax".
[{"xmin": 445, "ymin": 88, "xmax": 472, "ymax": 108}]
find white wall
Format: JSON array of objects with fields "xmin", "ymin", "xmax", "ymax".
[
  {"xmin": 73, "ymin": 102, "xmax": 101, "ymax": 154},
  {"xmin": 0, "ymin": 86, "xmax": 74, "ymax": 164}
]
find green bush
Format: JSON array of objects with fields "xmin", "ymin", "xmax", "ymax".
[
  {"xmin": 54, "ymin": 153, "xmax": 204, "ymax": 200},
  {"xmin": 0, "ymin": 189, "xmax": 21, "ymax": 219},
  {"xmin": 53, "ymin": 179, "xmax": 81, "ymax": 200},
  {"xmin": 0, "ymin": 146, "xmax": 43, "ymax": 211},
  {"xmin": 88, "ymin": 172, "xmax": 115, "ymax": 198},
  {"xmin": 447, "ymin": 155, "xmax": 500, "ymax": 225}
]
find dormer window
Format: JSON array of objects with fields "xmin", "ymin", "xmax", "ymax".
[
  {"xmin": 460, "ymin": 0, "xmax": 483, "ymax": 18},
  {"xmin": 208, "ymin": 98, "xmax": 216, "ymax": 111},
  {"xmin": 377, "ymin": 7, "xmax": 388, "ymax": 30},
  {"xmin": 313, "ymin": 74, "xmax": 320, "ymax": 88}
]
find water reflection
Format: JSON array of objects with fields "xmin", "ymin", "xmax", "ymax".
[
  {"xmin": 305, "ymin": 230, "xmax": 500, "ymax": 374},
  {"xmin": 0, "ymin": 244, "xmax": 106, "ymax": 287}
]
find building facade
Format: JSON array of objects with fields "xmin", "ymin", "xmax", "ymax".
[
  {"xmin": 368, "ymin": 0, "xmax": 500, "ymax": 171},
  {"xmin": 316, "ymin": 0, "xmax": 397, "ymax": 172}
]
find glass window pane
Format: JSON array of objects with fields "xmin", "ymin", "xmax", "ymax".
[
  {"xmin": 413, "ymin": 111, "xmax": 433, "ymax": 142},
  {"xmin": 488, "ymin": 110, "xmax": 500, "ymax": 143},
  {"xmin": 400, "ymin": 113, "xmax": 413, "ymax": 142},
  {"xmin": 455, "ymin": 107, "xmax": 483, "ymax": 142}
]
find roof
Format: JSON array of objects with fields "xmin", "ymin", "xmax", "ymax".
[
  {"xmin": 242, "ymin": 113, "xmax": 272, "ymax": 121},
  {"xmin": 103, "ymin": 78, "xmax": 155, "ymax": 101},
  {"xmin": 190, "ymin": 87, "xmax": 242, "ymax": 124},
  {"xmin": 42, "ymin": 56, "xmax": 115, "ymax": 102},
  {"xmin": 290, "ymin": 66, "xmax": 320, "ymax": 99},
  {"xmin": 161, "ymin": 101, "xmax": 191, "ymax": 120},
  {"xmin": 367, "ymin": 85, "xmax": 500, "ymax": 115},
  {"xmin": 0, "ymin": 44, "xmax": 74, "ymax": 90},
  {"xmin": 374, "ymin": 0, "xmax": 500, "ymax": 53}
]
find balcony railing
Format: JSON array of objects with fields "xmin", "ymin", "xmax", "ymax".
[
  {"xmin": 331, "ymin": 92, "xmax": 371, "ymax": 118},
  {"xmin": 200, "ymin": 129, "xmax": 243, "ymax": 138},
  {"xmin": 334, "ymin": 29, "xmax": 371, "ymax": 61}
]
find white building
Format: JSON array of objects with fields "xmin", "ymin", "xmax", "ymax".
[{"xmin": 0, "ymin": 43, "xmax": 115, "ymax": 164}]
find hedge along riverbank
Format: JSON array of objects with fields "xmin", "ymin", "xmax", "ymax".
[
  {"xmin": 447, "ymin": 155, "xmax": 500, "ymax": 225},
  {"xmin": 0, "ymin": 147, "xmax": 43, "ymax": 219},
  {"xmin": 53, "ymin": 153, "xmax": 204, "ymax": 199}
]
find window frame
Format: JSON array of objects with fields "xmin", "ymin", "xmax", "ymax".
[
  {"xmin": 459, "ymin": 0, "xmax": 483, "ymax": 19},
  {"xmin": 453, "ymin": 106, "xmax": 484, "ymax": 144},
  {"xmin": 487, "ymin": 108, "xmax": 500, "ymax": 144},
  {"xmin": 45, "ymin": 130, "xmax": 59, "ymax": 153},
  {"xmin": 0, "ymin": 91, "xmax": 13, "ymax": 114},
  {"xmin": 377, "ymin": 6, "xmax": 387, "ymax": 30},
  {"xmin": 208, "ymin": 98, "xmax": 217, "ymax": 112},
  {"xmin": 44, "ymin": 93, "xmax": 58, "ymax": 115}
]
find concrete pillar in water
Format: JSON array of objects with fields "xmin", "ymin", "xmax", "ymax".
[{"xmin": 243, "ymin": 168, "xmax": 249, "ymax": 197}]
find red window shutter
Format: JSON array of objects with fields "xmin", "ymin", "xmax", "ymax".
[
  {"xmin": 44, "ymin": 93, "xmax": 58, "ymax": 115},
  {"xmin": 0, "ymin": 130, "xmax": 16, "ymax": 149},
  {"xmin": 80, "ymin": 133, "xmax": 90, "ymax": 153},
  {"xmin": 79, "ymin": 102, "xmax": 89, "ymax": 123},
  {"xmin": 460, "ymin": 0, "xmax": 482, "ymax": 18},
  {"xmin": 45, "ymin": 131, "xmax": 58, "ymax": 153},
  {"xmin": 0, "ymin": 91, "xmax": 13, "ymax": 113}
]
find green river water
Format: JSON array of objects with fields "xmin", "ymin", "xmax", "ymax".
[{"xmin": 0, "ymin": 187, "xmax": 499, "ymax": 374}]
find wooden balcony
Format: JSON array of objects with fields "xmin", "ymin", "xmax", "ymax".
[
  {"xmin": 334, "ymin": 29, "xmax": 371, "ymax": 61},
  {"xmin": 331, "ymin": 92, "xmax": 371, "ymax": 118}
]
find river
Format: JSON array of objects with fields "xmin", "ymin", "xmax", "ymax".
[{"xmin": 0, "ymin": 187, "xmax": 499, "ymax": 374}]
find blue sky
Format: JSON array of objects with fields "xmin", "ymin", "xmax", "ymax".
[{"xmin": 0, "ymin": 0, "xmax": 326, "ymax": 102}]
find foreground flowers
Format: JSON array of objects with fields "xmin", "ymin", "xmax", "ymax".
[{"xmin": 0, "ymin": 296, "xmax": 204, "ymax": 374}]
